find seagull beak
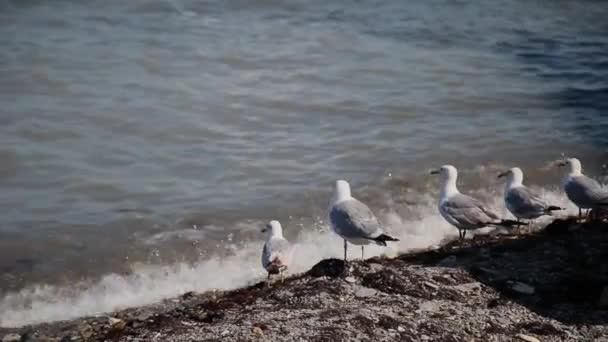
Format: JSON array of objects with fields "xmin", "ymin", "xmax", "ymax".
[
  {"xmin": 429, "ymin": 169, "xmax": 439, "ymax": 175},
  {"xmin": 497, "ymin": 171, "xmax": 507, "ymax": 178},
  {"xmin": 557, "ymin": 161, "xmax": 566, "ymax": 167},
  {"xmin": 261, "ymin": 227, "xmax": 268, "ymax": 233}
]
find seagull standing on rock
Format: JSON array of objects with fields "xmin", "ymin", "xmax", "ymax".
[
  {"xmin": 558, "ymin": 158, "xmax": 608, "ymax": 219},
  {"xmin": 329, "ymin": 180, "xmax": 399, "ymax": 261},
  {"xmin": 261, "ymin": 220, "xmax": 293, "ymax": 282},
  {"xmin": 498, "ymin": 167, "xmax": 563, "ymax": 229},
  {"xmin": 430, "ymin": 165, "xmax": 520, "ymax": 240}
]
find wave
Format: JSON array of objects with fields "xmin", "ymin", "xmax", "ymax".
[{"xmin": 0, "ymin": 188, "xmax": 578, "ymax": 327}]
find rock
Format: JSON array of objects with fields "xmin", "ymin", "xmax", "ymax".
[
  {"xmin": 397, "ymin": 326, "xmax": 405, "ymax": 332},
  {"xmin": 454, "ymin": 282, "xmax": 481, "ymax": 293},
  {"xmin": 307, "ymin": 258, "xmax": 346, "ymax": 278},
  {"xmin": 2, "ymin": 334, "xmax": 21, "ymax": 342},
  {"xmin": 599, "ymin": 286, "xmax": 608, "ymax": 308},
  {"xmin": 437, "ymin": 255, "xmax": 457, "ymax": 267},
  {"xmin": 252, "ymin": 327, "xmax": 264, "ymax": 337},
  {"xmin": 423, "ymin": 281, "xmax": 439, "ymax": 290},
  {"xmin": 221, "ymin": 329, "xmax": 230, "ymax": 337},
  {"xmin": 418, "ymin": 300, "xmax": 440, "ymax": 312},
  {"xmin": 354, "ymin": 286, "xmax": 377, "ymax": 298},
  {"xmin": 510, "ymin": 281, "xmax": 535, "ymax": 295},
  {"xmin": 345, "ymin": 276, "xmax": 356, "ymax": 283},
  {"xmin": 368, "ymin": 263, "xmax": 384, "ymax": 273},
  {"xmin": 109, "ymin": 317, "xmax": 126, "ymax": 331},
  {"xmin": 516, "ymin": 334, "xmax": 540, "ymax": 342}
]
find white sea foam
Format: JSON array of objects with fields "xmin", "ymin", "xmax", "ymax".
[{"xmin": 0, "ymin": 188, "xmax": 577, "ymax": 327}]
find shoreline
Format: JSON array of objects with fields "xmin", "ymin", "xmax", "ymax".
[{"xmin": 1, "ymin": 218, "xmax": 607, "ymax": 341}]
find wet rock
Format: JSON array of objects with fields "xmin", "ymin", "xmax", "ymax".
[
  {"xmin": 599, "ymin": 286, "xmax": 608, "ymax": 308},
  {"xmin": 354, "ymin": 286, "xmax": 377, "ymax": 298},
  {"xmin": 516, "ymin": 333, "xmax": 540, "ymax": 342},
  {"xmin": 307, "ymin": 258, "xmax": 346, "ymax": 278},
  {"xmin": 510, "ymin": 281, "xmax": 535, "ymax": 295},
  {"xmin": 437, "ymin": 255, "xmax": 457, "ymax": 267},
  {"xmin": 2, "ymin": 334, "xmax": 21, "ymax": 342}
]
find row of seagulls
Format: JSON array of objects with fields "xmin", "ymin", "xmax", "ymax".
[
  {"xmin": 430, "ymin": 165, "xmax": 521, "ymax": 240},
  {"xmin": 260, "ymin": 157, "xmax": 607, "ymax": 280}
]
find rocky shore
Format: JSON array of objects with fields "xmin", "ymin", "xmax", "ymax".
[{"xmin": 1, "ymin": 218, "xmax": 607, "ymax": 342}]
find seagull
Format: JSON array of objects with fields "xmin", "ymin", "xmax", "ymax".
[
  {"xmin": 329, "ymin": 180, "xmax": 399, "ymax": 261},
  {"xmin": 498, "ymin": 167, "xmax": 563, "ymax": 229},
  {"xmin": 261, "ymin": 220, "xmax": 293, "ymax": 282},
  {"xmin": 430, "ymin": 165, "xmax": 519, "ymax": 240},
  {"xmin": 558, "ymin": 158, "xmax": 608, "ymax": 219}
]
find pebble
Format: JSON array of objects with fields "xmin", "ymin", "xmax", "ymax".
[
  {"xmin": 454, "ymin": 282, "xmax": 481, "ymax": 293},
  {"xmin": 252, "ymin": 327, "xmax": 264, "ymax": 337},
  {"xmin": 368, "ymin": 263, "xmax": 384, "ymax": 273},
  {"xmin": 418, "ymin": 300, "xmax": 440, "ymax": 312},
  {"xmin": 2, "ymin": 334, "xmax": 21, "ymax": 342},
  {"xmin": 510, "ymin": 281, "xmax": 535, "ymax": 295},
  {"xmin": 109, "ymin": 317, "xmax": 126, "ymax": 331},
  {"xmin": 516, "ymin": 334, "xmax": 540, "ymax": 342},
  {"xmin": 354, "ymin": 286, "xmax": 377, "ymax": 298},
  {"xmin": 344, "ymin": 276, "xmax": 356, "ymax": 283},
  {"xmin": 423, "ymin": 281, "xmax": 439, "ymax": 290}
]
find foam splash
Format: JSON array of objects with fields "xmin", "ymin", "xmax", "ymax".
[{"xmin": 0, "ymin": 188, "xmax": 577, "ymax": 327}]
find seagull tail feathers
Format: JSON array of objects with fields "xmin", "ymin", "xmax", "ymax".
[
  {"xmin": 489, "ymin": 219, "xmax": 526, "ymax": 227},
  {"xmin": 545, "ymin": 205, "xmax": 565, "ymax": 213},
  {"xmin": 371, "ymin": 234, "xmax": 400, "ymax": 246}
]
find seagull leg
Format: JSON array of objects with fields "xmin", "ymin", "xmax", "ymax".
[
  {"xmin": 343, "ymin": 239, "xmax": 348, "ymax": 262},
  {"xmin": 463, "ymin": 230, "xmax": 467, "ymax": 240},
  {"xmin": 579, "ymin": 208, "xmax": 582, "ymax": 219},
  {"xmin": 361, "ymin": 246, "xmax": 364, "ymax": 260}
]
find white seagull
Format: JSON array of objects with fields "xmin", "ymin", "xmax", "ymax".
[
  {"xmin": 430, "ymin": 165, "xmax": 519, "ymax": 240},
  {"xmin": 261, "ymin": 220, "xmax": 293, "ymax": 282},
  {"xmin": 498, "ymin": 167, "xmax": 563, "ymax": 227},
  {"xmin": 558, "ymin": 158, "xmax": 608, "ymax": 219},
  {"xmin": 329, "ymin": 180, "xmax": 399, "ymax": 261}
]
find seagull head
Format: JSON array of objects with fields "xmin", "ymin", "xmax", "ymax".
[
  {"xmin": 261, "ymin": 220, "xmax": 283, "ymax": 238},
  {"xmin": 557, "ymin": 158, "xmax": 582, "ymax": 175},
  {"xmin": 498, "ymin": 167, "xmax": 524, "ymax": 186},
  {"xmin": 430, "ymin": 165, "xmax": 458, "ymax": 182},
  {"xmin": 430, "ymin": 165, "xmax": 459, "ymax": 196},
  {"xmin": 331, "ymin": 179, "xmax": 352, "ymax": 204}
]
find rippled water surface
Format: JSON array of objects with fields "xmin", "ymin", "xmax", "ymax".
[{"xmin": 0, "ymin": 0, "xmax": 607, "ymax": 326}]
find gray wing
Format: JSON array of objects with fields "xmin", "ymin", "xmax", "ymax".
[
  {"xmin": 262, "ymin": 238, "xmax": 291, "ymax": 270},
  {"xmin": 442, "ymin": 193, "xmax": 500, "ymax": 228},
  {"xmin": 506, "ymin": 186, "xmax": 547, "ymax": 215},
  {"xmin": 330, "ymin": 199, "xmax": 382, "ymax": 239},
  {"xmin": 566, "ymin": 175, "xmax": 608, "ymax": 206}
]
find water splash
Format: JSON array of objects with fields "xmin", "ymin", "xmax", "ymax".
[{"xmin": 0, "ymin": 188, "xmax": 577, "ymax": 327}]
